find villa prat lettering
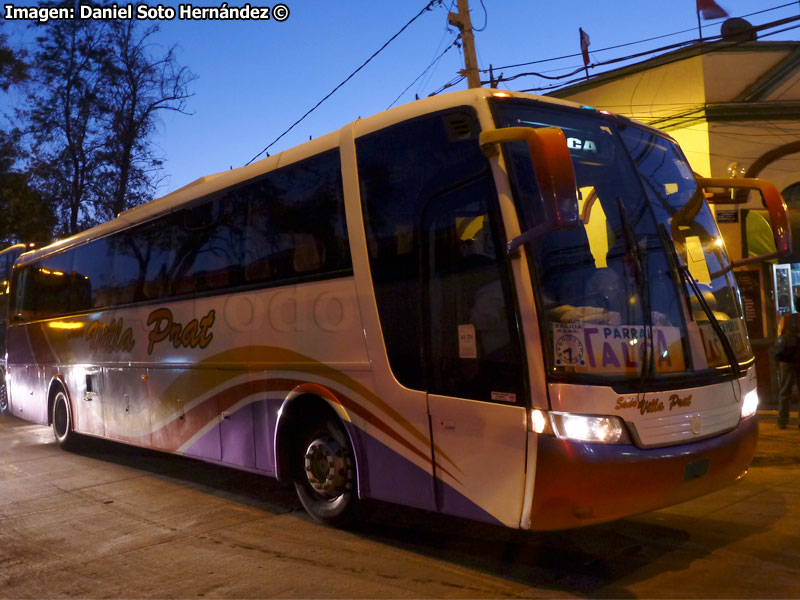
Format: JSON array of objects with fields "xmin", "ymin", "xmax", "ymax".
[
  {"xmin": 85, "ymin": 318, "xmax": 135, "ymax": 353},
  {"xmin": 146, "ymin": 307, "xmax": 215, "ymax": 355},
  {"xmin": 615, "ymin": 393, "xmax": 693, "ymax": 415}
]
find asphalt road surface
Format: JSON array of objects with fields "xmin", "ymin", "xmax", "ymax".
[{"xmin": 1, "ymin": 411, "xmax": 798, "ymax": 599}]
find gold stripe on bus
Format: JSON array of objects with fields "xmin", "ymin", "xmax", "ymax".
[{"xmin": 150, "ymin": 345, "xmax": 463, "ymax": 476}]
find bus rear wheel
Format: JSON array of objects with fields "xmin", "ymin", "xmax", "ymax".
[
  {"xmin": 294, "ymin": 419, "xmax": 357, "ymax": 527},
  {"xmin": 52, "ymin": 389, "xmax": 78, "ymax": 450}
]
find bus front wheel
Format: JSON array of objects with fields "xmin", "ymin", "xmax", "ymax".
[
  {"xmin": 294, "ymin": 419, "xmax": 357, "ymax": 527},
  {"xmin": 52, "ymin": 389, "xmax": 78, "ymax": 450}
]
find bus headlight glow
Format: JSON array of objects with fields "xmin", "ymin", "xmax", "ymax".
[
  {"xmin": 550, "ymin": 412, "xmax": 626, "ymax": 444},
  {"xmin": 741, "ymin": 388, "xmax": 759, "ymax": 419},
  {"xmin": 531, "ymin": 409, "xmax": 547, "ymax": 434}
]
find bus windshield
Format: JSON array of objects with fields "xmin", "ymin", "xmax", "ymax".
[{"xmin": 491, "ymin": 99, "xmax": 750, "ymax": 386}]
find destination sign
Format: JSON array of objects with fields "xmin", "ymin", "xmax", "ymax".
[{"xmin": 553, "ymin": 322, "xmax": 685, "ymax": 374}]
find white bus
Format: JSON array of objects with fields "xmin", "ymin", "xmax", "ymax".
[
  {"xmin": 4, "ymin": 89, "xmax": 789, "ymax": 530},
  {"xmin": 1, "ymin": 243, "xmax": 33, "ymax": 412}
]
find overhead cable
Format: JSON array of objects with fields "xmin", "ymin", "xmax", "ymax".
[
  {"xmin": 488, "ymin": 2, "xmax": 800, "ymax": 76},
  {"xmin": 245, "ymin": 0, "xmax": 443, "ymax": 166}
]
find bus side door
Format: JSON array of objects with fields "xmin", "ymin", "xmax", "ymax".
[{"xmin": 422, "ymin": 175, "xmax": 529, "ymax": 528}]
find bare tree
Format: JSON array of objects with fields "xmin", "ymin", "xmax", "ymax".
[
  {"xmin": 0, "ymin": 24, "xmax": 54, "ymax": 246},
  {"xmin": 20, "ymin": 15, "xmax": 194, "ymax": 235},
  {"xmin": 23, "ymin": 17, "xmax": 108, "ymax": 235},
  {"xmin": 0, "ymin": 24, "xmax": 27, "ymax": 91},
  {"xmin": 98, "ymin": 21, "xmax": 195, "ymax": 220}
]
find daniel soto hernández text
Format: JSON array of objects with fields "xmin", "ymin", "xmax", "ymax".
[{"xmin": 4, "ymin": 3, "xmax": 290, "ymax": 22}]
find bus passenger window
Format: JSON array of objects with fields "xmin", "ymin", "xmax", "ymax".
[
  {"xmin": 292, "ymin": 233, "xmax": 323, "ymax": 273},
  {"xmin": 356, "ymin": 108, "xmax": 488, "ymax": 391},
  {"xmin": 423, "ymin": 177, "xmax": 523, "ymax": 402},
  {"xmin": 73, "ymin": 238, "xmax": 113, "ymax": 309},
  {"xmin": 243, "ymin": 149, "xmax": 349, "ymax": 284}
]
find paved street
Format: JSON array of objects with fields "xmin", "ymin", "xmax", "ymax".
[{"xmin": 1, "ymin": 410, "xmax": 799, "ymax": 599}]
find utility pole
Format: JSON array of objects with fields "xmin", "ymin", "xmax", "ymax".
[{"xmin": 448, "ymin": 0, "xmax": 481, "ymax": 88}]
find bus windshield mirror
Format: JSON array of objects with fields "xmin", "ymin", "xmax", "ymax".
[
  {"xmin": 480, "ymin": 126, "xmax": 580, "ymax": 256},
  {"xmin": 506, "ymin": 221, "xmax": 579, "ymax": 255}
]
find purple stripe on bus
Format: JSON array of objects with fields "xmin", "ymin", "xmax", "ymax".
[
  {"xmin": 183, "ymin": 421, "xmax": 221, "ymax": 461},
  {"xmin": 220, "ymin": 402, "xmax": 256, "ymax": 469},
  {"xmin": 253, "ymin": 399, "xmax": 277, "ymax": 475},
  {"xmin": 181, "ymin": 401, "xmax": 502, "ymax": 526},
  {"xmin": 353, "ymin": 427, "xmax": 502, "ymax": 525},
  {"xmin": 357, "ymin": 426, "xmax": 437, "ymax": 511},
  {"xmin": 434, "ymin": 480, "xmax": 504, "ymax": 526}
]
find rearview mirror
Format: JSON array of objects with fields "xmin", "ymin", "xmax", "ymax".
[
  {"xmin": 699, "ymin": 177, "xmax": 791, "ymax": 266},
  {"xmin": 480, "ymin": 126, "xmax": 579, "ymax": 253}
]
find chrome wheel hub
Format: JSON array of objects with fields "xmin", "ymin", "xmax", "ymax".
[{"xmin": 303, "ymin": 435, "xmax": 350, "ymax": 498}]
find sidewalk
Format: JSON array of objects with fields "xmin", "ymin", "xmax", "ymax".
[{"xmin": 754, "ymin": 409, "xmax": 800, "ymax": 466}]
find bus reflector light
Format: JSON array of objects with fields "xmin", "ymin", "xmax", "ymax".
[
  {"xmin": 531, "ymin": 409, "xmax": 547, "ymax": 433},
  {"xmin": 550, "ymin": 412, "xmax": 626, "ymax": 444},
  {"xmin": 741, "ymin": 388, "xmax": 759, "ymax": 419}
]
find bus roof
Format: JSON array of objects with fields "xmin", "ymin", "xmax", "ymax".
[
  {"xmin": 14, "ymin": 88, "xmax": 647, "ymax": 267},
  {"xmin": 0, "ymin": 243, "xmax": 29, "ymax": 258}
]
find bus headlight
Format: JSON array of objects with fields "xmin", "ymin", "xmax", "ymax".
[
  {"xmin": 550, "ymin": 412, "xmax": 627, "ymax": 444},
  {"xmin": 741, "ymin": 388, "xmax": 759, "ymax": 419}
]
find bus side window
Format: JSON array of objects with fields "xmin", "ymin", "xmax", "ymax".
[
  {"xmin": 422, "ymin": 177, "xmax": 524, "ymax": 402},
  {"xmin": 33, "ymin": 253, "xmax": 75, "ymax": 319},
  {"xmin": 109, "ymin": 230, "xmax": 143, "ymax": 306},
  {"xmin": 356, "ymin": 108, "xmax": 488, "ymax": 391},
  {"xmin": 244, "ymin": 149, "xmax": 349, "ymax": 283},
  {"xmin": 171, "ymin": 197, "xmax": 243, "ymax": 295},
  {"xmin": 142, "ymin": 221, "xmax": 174, "ymax": 301},
  {"xmin": 73, "ymin": 237, "xmax": 113, "ymax": 310},
  {"xmin": 291, "ymin": 233, "xmax": 323, "ymax": 273}
]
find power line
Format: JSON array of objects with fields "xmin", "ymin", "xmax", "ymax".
[
  {"xmin": 473, "ymin": 0, "xmax": 487, "ymax": 32},
  {"xmin": 512, "ymin": 17, "xmax": 800, "ymax": 93},
  {"xmin": 245, "ymin": 0, "xmax": 443, "ymax": 166},
  {"xmin": 415, "ymin": 7, "xmax": 460, "ymax": 96},
  {"xmin": 426, "ymin": 3, "xmax": 800, "ymax": 97},
  {"xmin": 387, "ymin": 37, "xmax": 460, "ymax": 109},
  {"xmin": 488, "ymin": 2, "xmax": 800, "ymax": 76},
  {"xmin": 429, "ymin": 73, "xmax": 466, "ymax": 96}
]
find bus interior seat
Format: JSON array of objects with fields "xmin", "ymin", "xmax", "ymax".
[
  {"xmin": 292, "ymin": 233, "xmax": 323, "ymax": 273},
  {"xmin": 538, "ymin": 226, "xmax": 597, "ymax": 309}
]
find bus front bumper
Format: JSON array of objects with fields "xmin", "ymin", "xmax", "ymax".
[{"xmin": 528, "ymin": 414, "xmax": 758, "ymax": 531}]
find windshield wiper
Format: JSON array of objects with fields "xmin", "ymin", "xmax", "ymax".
[
  {"xmin": 656, "ymin": 223, "xmax": 740, "ymax": 378},
  {"xmin": 615, "ymin": 197, "xmax": 653, "ymax": 387}
]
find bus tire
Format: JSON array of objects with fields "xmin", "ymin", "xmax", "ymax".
[
  {"xmin": 51, "ymin": 388, "xmax": 78, "ymax": 450},
  {"xmin": 293, "ymin": 418, "xmax": 358, "ymax": 527}
]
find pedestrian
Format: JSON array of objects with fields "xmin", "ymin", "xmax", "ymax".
[{"xmin": 775, "ymin": 290, "xmax": 800, "ymax": 429}]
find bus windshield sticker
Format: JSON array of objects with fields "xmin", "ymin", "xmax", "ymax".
[
  {"xmin": 553, "ymin": 322, "xmax": 586, "ymax": 367},
  {"xmin": 491, "ymin": 391, "xmax": 517, "ymax": 403},
  {"xmin": 553, "ymin": 322, "xmax": 685, "ymax": 373},
  {"xmin": 685, "ymin": 236, "xmax": 711, "ymax": 285},
  {"xmin": 696, "ymin": 318, "xmax": 748, "ymax": 366},
  {"xmin": 458, "ymin": 324, "xmax": 477, "ymax": 359}
]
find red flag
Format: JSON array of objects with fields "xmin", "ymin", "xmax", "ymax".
[
  {"xmin": 579, "ymin": 28, "xmax": 590, "ymax": 68},
  {"xmin": 697, "ymin": 0, "xmax": 728, "ymax": 20}
]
